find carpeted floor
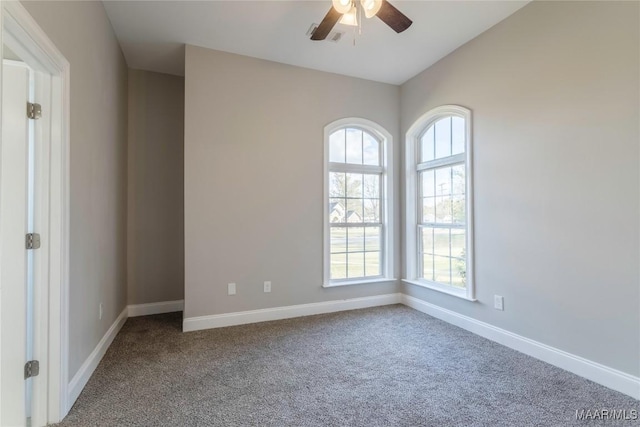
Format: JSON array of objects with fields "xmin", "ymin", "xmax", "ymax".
[{"xmin": 56, "ymin": 305, "xmax": 638, "ymax": 426}]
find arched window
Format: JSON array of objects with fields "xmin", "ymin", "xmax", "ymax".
[
  {"xmin": 405, "ymin": 106, "xmax": 474, "ymax": 300},
  {"xmin": 324, "ymin": 118, "xmax": 394, "ymax": 286}
]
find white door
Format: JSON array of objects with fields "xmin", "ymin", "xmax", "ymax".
[{"xmin": 1, "ymin": 59, "xmax": 32, "ymax": 427}]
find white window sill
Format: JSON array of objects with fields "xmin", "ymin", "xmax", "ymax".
[
  {"xmin": 323, "ymin": 278, "xmax": 398, "ymax": 288},
  {"xmin": 402, "ymin": 279, "xmax": 477, "ymax": 302}
]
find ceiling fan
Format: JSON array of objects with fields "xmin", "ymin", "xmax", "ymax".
[{"xmin": 311, "ymin": 0, "xmax": 412, "ymax": 41}]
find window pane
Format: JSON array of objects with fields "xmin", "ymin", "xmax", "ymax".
[
  {"xmin": 452, "ymin": 165, "xmax": 465, "ymax": 195},
  {"xmin": 327, "ymin": 124, "xmax": 388, "ymax": 284},
  {"xmin": 452, "ymin": 196, "xmax": 465, "ymax": 225},
  {"xmin": 329, "ymin": 198, "xmax": 345, "ymax": 223},
  {"xmin": 346, "ymin": 199, "xmax": 363, "ymax": 223},
  {"xmin": 451, "ymin": 228, "xmax": 466, "ymax": 260},
  {"xmin": 452, "ymin": 256, "xmax": 466, "ymax": 288},
  {"xmin": 435, "ymin": 167, "xmax": 451, "ymax": 196},
  {"xmin": 346, "ymin": 128, "xmax": 363, "ymax": 164},
  {"xmin": 422, "ymin": 197, "xmax": 435, "ymax": 223},
  {"xmin": 331, "ymin": 253, "xmax": 347, "ymax": 279},
  {"xmin": 330, "ymin": 227, "xmax": 347, "ymax": 253},
  {"xmin": 365, "ymin": 226, "xmax": 380, "ymax": 251},
  {"xmin": 329, "ymin": 172, "xmax": 346, "ymax": 197},
  {"xmin": 412, "ymin": 114, "xmax": 469, "ymax": 290},
  {"xmin": 452, "ymin": 116, "xmax": 465, "ymax": 155},
  {"xmin": 421, "ymin": 170, "xmax": 435, "ymax": 197},
  {"xmin": 421, "ymin": 227, "xmax": 434, "ymax": 255},
  {"xmin": 347, "ymin": 227, "xmax": 365, "ymax": 252},
  {"xmin": 363, "ymin": 199, "xmax": 380, "ymax": 222},
  {"xmin": 363, "ymin": 174, "xmax": 380, "ymax": 198},
  {"xmin": 365, "ymin": 251, "xmax": 381, "ymax": 276},
  {"xmin": 363, "ymin": 132, "xmax": 380, "ymax": 166},
  {"xmin": 346, "ymin": 173, "xmax": 362, "ymax": 198},
  {"xmin": 422, "ymin": 253, "xmax": 434, "ymax": 281},
  {"xmin": 420, "ymin": 126, "xmax": 435, "ymax": 162},
  {"xmin": 348, "ymin": 252, "xmax": 365, "ymax": 278},
  {"xmin": 434, "ymin": 228, "xmax": 450, "ymax": 257},
  {"xmin": 434, "ymin": 117, "xmax": 452, "ymax": 159},
  {"xmin": 434, "ymin": 255, "xmax": 452, "ymax": 284},
  {"xmin": 435, "ymin": 196, "xmax": 452, "ymax": 223},
  {"xmin": 329, "ymin": 129, "xmax": 346, "ymax": 163}
]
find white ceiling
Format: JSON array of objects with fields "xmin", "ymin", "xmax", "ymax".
[{"xmin": 103, "ymin": 1, "xmax": 530, "ymax": 85}]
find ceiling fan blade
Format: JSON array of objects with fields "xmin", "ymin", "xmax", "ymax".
[
  {"xmin": 311, "ymin": 7, "xmax": 342, "ymax": 40},
  {"xmin": 376, "ymin": 0, "xmax": 412, "ymax": 34}
]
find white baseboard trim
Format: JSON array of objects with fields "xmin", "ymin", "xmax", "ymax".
[
  {"xmin": 128, "ymin": 299, "xmax": 184, "ymax": 317},
  {"xmin": 401, "ymin": 294, "xmax": 640, "ymax": 400},
  {"xmin": 66, "ymin": 307, "xmax": 128, "ymax": 412},
  {"xmin": 183, "ymin": 293, "xmax": 402, "ymax": 332}
]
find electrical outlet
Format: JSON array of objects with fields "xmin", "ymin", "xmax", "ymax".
[
  {"xmin": 264, "ymin": 281, "xmax": 271, "ymax": 293},
  {"xmin": 228, "ymin": 282, "xmax": 236, "ymax": 296},
  {"xmin": 494, "ymin": 295, "xmax": 504, "ymax": 311},
  {"xmin": 99, "ymin": 303, "xmax": 103, "ymax": 320}
]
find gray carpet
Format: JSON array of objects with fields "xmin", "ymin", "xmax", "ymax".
[{"xmin": 56, "ymin": 305, "xmax": 638, "ymax": 426}]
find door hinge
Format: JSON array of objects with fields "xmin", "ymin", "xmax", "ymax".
[
  {"xmin": 26, "ymin": 233, "xmax": 41, "ymax": 250},
  {"xmin": 27, "ymin": 102, "xmax": 41, "ymax": 120},
  {"xmin": 24, "ymin": 360, "xmax": 39, "ymax": 379}
]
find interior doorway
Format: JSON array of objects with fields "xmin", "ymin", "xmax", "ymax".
[{"xmin": 0, "ymin": 2, "xmax": 70, "ymax": 426}]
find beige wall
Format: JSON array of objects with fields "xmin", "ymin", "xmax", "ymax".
[
  {"xmin": 128, "ymin": 69, "xmax": 185, "ymax": 305},
  {"xmin": 22, "ymin": 1, "xmax": 128, "ymax": 380},
  {"xmin": 184, "ymin": 45, "xmax": 401, "ymax": 318},
  {"xmin": 400, "ymin": 0, "xmax": 639, "ymax": 376}
]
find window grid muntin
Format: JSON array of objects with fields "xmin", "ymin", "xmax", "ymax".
[
  {"xmin": 328, "ymin": 127, "xmax": 385, "ymax": 282},
  {"xmin": 419, "ymin": 116, "xmax": 466, "ymax": 163},
  {"xmin": 330, "ymin": 126, "xmax": 383, "ymax": 167},
  {"xmin": 417, "ymin": 115, "xmax": 467, "ymax": 289},
  {"xmin": 329, "ymin": 224, "xmax": 384, "ymax": 279}
]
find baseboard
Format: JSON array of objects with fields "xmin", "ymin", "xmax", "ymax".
[
  {"xmin": 128, "ymin": 299, "xmax": 184, "ymax": 317},
  {"xmin": 183, "ymin": 293, "xmax": 402, "ymax": 332},
  {"xmin": 401, "ymin": 294, "xmax": 640, "ymax": 400},
  {"xmin": 66, "ymin": 307, "xmax": 128, "ymax": 411}
]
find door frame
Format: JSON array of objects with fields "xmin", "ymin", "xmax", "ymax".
[{"xmin": 0, "ymin": 1, "xmax": 70, "ymax": 425}]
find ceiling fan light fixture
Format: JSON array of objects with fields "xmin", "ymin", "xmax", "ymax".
[
  {"xmin": 332, "ymin": 0, "xmax": 353, "ymax": 14},
  {"xmin": 361, "ymin": 0, "xmax": 382, "ymax": 18},
  {"xmin": 311, "ymin": 0, "xmax": 411, "ymax": 42},
  {"xmin": 339, "ymin": 6, "xmax": 358, "ymax": 26}
]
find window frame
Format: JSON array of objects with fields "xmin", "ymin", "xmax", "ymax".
[
  {"xmin": 323, "ymin": 118, "xmax": 394, "ymax": 287},
  {"xmin": 404, "ymin": 105, "xmax": 475, "ymax": 301}
]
